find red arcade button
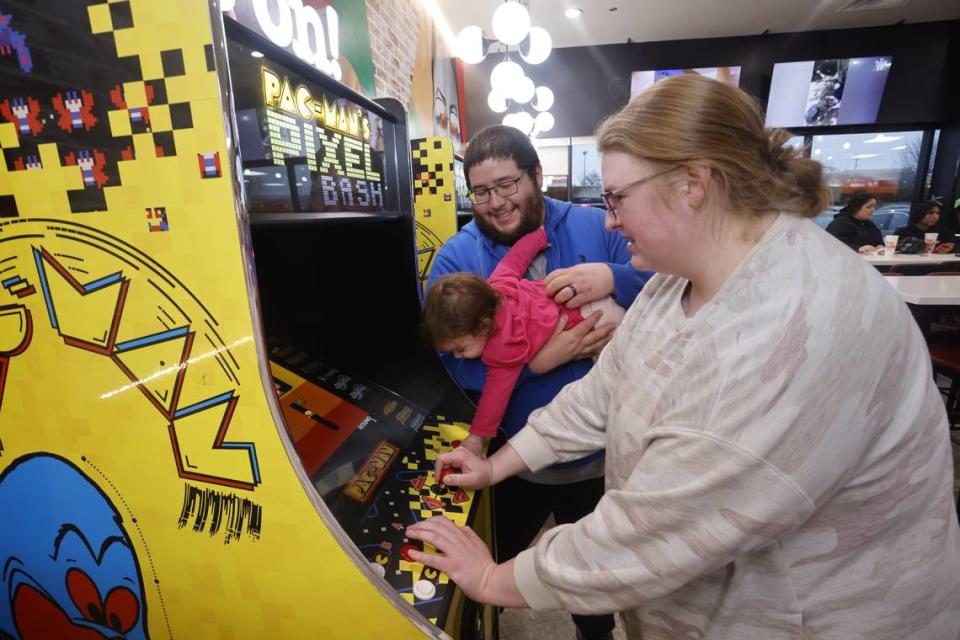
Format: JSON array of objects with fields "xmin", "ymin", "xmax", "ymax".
[
  {"xmin": 438, "ymin": 466, "xmax": 458, "ymax": 485},
  {"xmin": 400, "ymin": 544, "xmax": 419, "ymax": 561}
]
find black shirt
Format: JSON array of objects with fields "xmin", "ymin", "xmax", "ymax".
[
  {"xmin": 894, "ymin": 223, "xmax": 953, "ymax": 244},
  {"xmin": 825, "ymin": 213, "xmax": 883, "ymax": 250}
]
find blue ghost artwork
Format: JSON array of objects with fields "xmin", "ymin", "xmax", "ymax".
[{"xmin": 0, "ymin": 453, "xmax": 149, "ymax": 639}]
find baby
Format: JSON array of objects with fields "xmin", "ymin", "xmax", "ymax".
[{"xmin": 422, "ymin": 226, "xmax": 625, "ymax": 455}]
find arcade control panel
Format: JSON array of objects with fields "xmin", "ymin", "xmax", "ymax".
[
  {"xmin": 352, "ymin": 418, "xmax": 478, "ymax": 623},
  {"xmin": 268, "ymin": 345, "xmax": 488, "ymax": 631}
]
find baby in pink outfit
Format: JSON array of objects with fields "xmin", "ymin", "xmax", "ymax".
[{"xmin": 422, "ymin": 227, "xmax": 625, "ymax": 455}]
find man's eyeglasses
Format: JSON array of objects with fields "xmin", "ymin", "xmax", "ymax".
[
  {"xmin": 601, "ymin": 165, "xmax": 678, "ymax": 220},
  {"xmin": 468, "ymin": 175, "xmax": 523, "ymax": 204}
]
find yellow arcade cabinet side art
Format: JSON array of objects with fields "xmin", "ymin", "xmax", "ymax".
[
  {"xmin": 0, "ymin": 1, "xmax": 442, "ymax": 638},
  {"xmin": 413, "ymin": 137, "xmax": 458, "ymax": 298}
]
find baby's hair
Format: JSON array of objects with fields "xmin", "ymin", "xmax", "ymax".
[{"xmin": 422, "ymin": 273, "xmax": 500, "ymax": 347}]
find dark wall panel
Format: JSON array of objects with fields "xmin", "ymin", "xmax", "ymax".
[{"xmin": 464, "ymin": 21, "xmax": 960, "ymax": 139}]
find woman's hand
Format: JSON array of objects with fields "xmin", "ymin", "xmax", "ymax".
[
  {"xmin": 544, "ymin": 263, "xmax": 615, "ymax": 308},
  {"xmin": 406, "ymin": 517, "xmax": 498, "ymax": 603},
  {"xmin": 934, "ymin": 242, "xmax": 954, "ymax": 254},
  {"xmin": 858, "ymin": 245, "xmax": 878, "ymax": 255},
  {"xmin": 459, "ymin": 434, "xmax": 485, "ymax": 457},
  {"xmin": 528, "ymin": 312, "xmax": 614, "ymax": 374},
  {"xmin": 435, "ymin": 447, "xmax": 494, "ymax": 489}
]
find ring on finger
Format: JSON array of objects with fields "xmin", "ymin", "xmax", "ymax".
[{"xmin": 567, "ymin": 283, "xmax": 578, "ymax": 297}]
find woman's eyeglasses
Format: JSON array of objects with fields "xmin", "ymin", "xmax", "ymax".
[
  {"xmin": 602, "ymin": 166, "xmax": 678, "ymax": 220},
  {"xmin": 468, "ymin": 175, "xmax": 523, "ymax": 204}
]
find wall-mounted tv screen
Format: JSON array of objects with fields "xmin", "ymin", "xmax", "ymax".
[
  {"xmin": 630, "ymin": 67, "xmax": 741, "ymax": 99},
  {"xmin": 764, "ymin": 56, "xmax": 892, "ymax": 128}
]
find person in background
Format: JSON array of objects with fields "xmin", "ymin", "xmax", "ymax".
[
  {"xmin": 895, "ymin": 200, "xmax": 955, "ymax": 253},
  {"xmin": 409, "ymin": 74, "xmax": 960, "ymax": 639},
  {"xmin": 426, "ymin": 125, "xmax": 652, "ymax": 640},
  {"xmin": 825, "ymin": 193, "xmax": 883, "ymax": 253},
  {"xmin": 423, "ymin": 227, "xmax": 624, "ymax": 456}
]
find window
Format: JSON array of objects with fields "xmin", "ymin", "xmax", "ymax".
[
  {"xmin": 787, "ymin": 135, "xmax": 808, "ymax": 156},
  {"xmin": 571, "ymin": 139, "xmax": 602, "ymax": 205},
  {"xmin": 810, "ymin": 130, "xmax": 925, "ymax": 207},
  {"xmin": 534, "ymin": 138, "xmax": 571, "ymax": 203},
  {"xmin": 924, "ymin": 129, "xmax": 940, "ymax": 200}
]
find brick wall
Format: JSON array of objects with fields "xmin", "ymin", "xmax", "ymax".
[{"xmin": 365, "ymin": 0, "xmax": 422, "ymax": 105}]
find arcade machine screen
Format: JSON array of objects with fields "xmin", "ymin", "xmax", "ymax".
[
  {"xmin": 227, "ymin": 38, "xmax": 386, "ymax": 214},
  {"xmin": 223, "ymin": 21, "xmax": 488, "ymax": 635}
]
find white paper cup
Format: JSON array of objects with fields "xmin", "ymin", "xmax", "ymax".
[
  {"xmin": 884, "ymin": 235, "xmax": 899, "ymax": 255},
  {"xmin": 924, "ymin": 232, "xmax": 938, "ymax": 253}
]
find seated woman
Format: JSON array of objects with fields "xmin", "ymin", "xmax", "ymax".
[
  {"xmin": 895, "ymin": 200, "xmax": 955, "ymax": 253},
  {"xmin": 825, "ymin": 193, "xmax": 884, "ymax": 253},
  {"xmin": 406, "ymin": 74, "xmax": 960, "ymax": 639}
]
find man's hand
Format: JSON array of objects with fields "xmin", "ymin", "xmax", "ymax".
[
  {"xmin": 528, "ymin": 312, "xmax": 614, "ymax": 374},
  {"xmin": 544, "ymin": 263, "xmax": 615, "ymax": 308},
  {"xmin": 859, "ymin": 245, "xmax": 878, "ymax": 255}
]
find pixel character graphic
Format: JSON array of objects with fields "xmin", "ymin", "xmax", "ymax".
[
  {"xmin": 0, "ymin": 12, "xmax": 32, "ymax": 73},
  {"xmin": 0, "ymin": 454, "xmax": 150, "ymax": 640}
]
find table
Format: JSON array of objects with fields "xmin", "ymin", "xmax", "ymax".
[
  {"xmin": 863, "ymin": 253, "xmax": 960, "ymax": 267},
  {"xmin": 884, "ymin": 276, "xmax": 960, "ymax": 305}
]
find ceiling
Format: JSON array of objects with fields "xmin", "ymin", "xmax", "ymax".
[{"xmin": 435, "ymin": 0, "xmax": 960, "ymax": 48}]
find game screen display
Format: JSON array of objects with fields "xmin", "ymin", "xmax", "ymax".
[
  {"xmin": 268, "ymin": 344, "xmax": 428, "ymax": 522},
  {"xmin": 765, "ymin": 56, "xmax": 893, "ymax": 128},
  {"xmin": 227, "ymin": 37, "xmax": 387, "ymax": 214},
  {"xmin": 630, "ymin": 66, "xmax": 741, "ymax": 99}
]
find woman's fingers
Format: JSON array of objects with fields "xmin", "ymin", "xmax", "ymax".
[{"xmin": 408, "ymin": 516, "xmax": 461, "ymax": 550}]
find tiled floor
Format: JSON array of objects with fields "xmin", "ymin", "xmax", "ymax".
[
  {"xmin": 500, "ymin": 601, "xmax": 628, "ymax": 640},
  {"xmin": 499, "ymin": 431, "xmax": 960, "ymax": 640}
]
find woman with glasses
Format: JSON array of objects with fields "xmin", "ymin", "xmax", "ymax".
[{"xmin": 409, "ymin": 74, "xmax": 960, "ymax": 639}]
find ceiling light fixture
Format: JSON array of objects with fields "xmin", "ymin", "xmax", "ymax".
[
  {"xmin": 565, "ymin": 7, "xmax": 583, "ymax": 18},
  {"xmin": 454, "ymin": 1, "xmax": 555, "ymax": 137},
  {"xmin": 864, "ymin": 134, "xmax": 903, "ymax": 144}
]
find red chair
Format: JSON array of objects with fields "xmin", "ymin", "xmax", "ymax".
[
  {"xmin": 923, "ymin": 272, "xmax": 960, "ymax": 341},
  {"xmin": 929, "ymin": 342, "xmax": 960, "ymax": 430}
]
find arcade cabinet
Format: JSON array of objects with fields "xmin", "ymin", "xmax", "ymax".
[{"xmin": 0, "ymin": 1, "xmax": 490, "ymax": 638}]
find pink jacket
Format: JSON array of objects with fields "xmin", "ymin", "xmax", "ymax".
[{"xmin": 472, "ymin": 227, "xmax": 582, "ymax": 437}]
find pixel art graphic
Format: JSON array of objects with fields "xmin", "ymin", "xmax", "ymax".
[
  {"xmin": 0, "ymin": 12, "xmax": 32, "ymax": 73},
  {"xmin": 0, "ymin": 97, "xmax": 42, "ymax": 138},
  {"xmin": 0, "ymin": 220, "xmax": 260, "ymax": 492},
  {"xmin": 52, "ymin": 90, "xmax": 98, "ymax": 133},
  {"xmin": 0, "ymin": 454, "xmax": 151, "ymax": 640}
]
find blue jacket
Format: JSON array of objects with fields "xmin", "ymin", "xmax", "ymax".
[{"xmin": 427, "ymin": 197, "xmax": 652, "ymax": 463}]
